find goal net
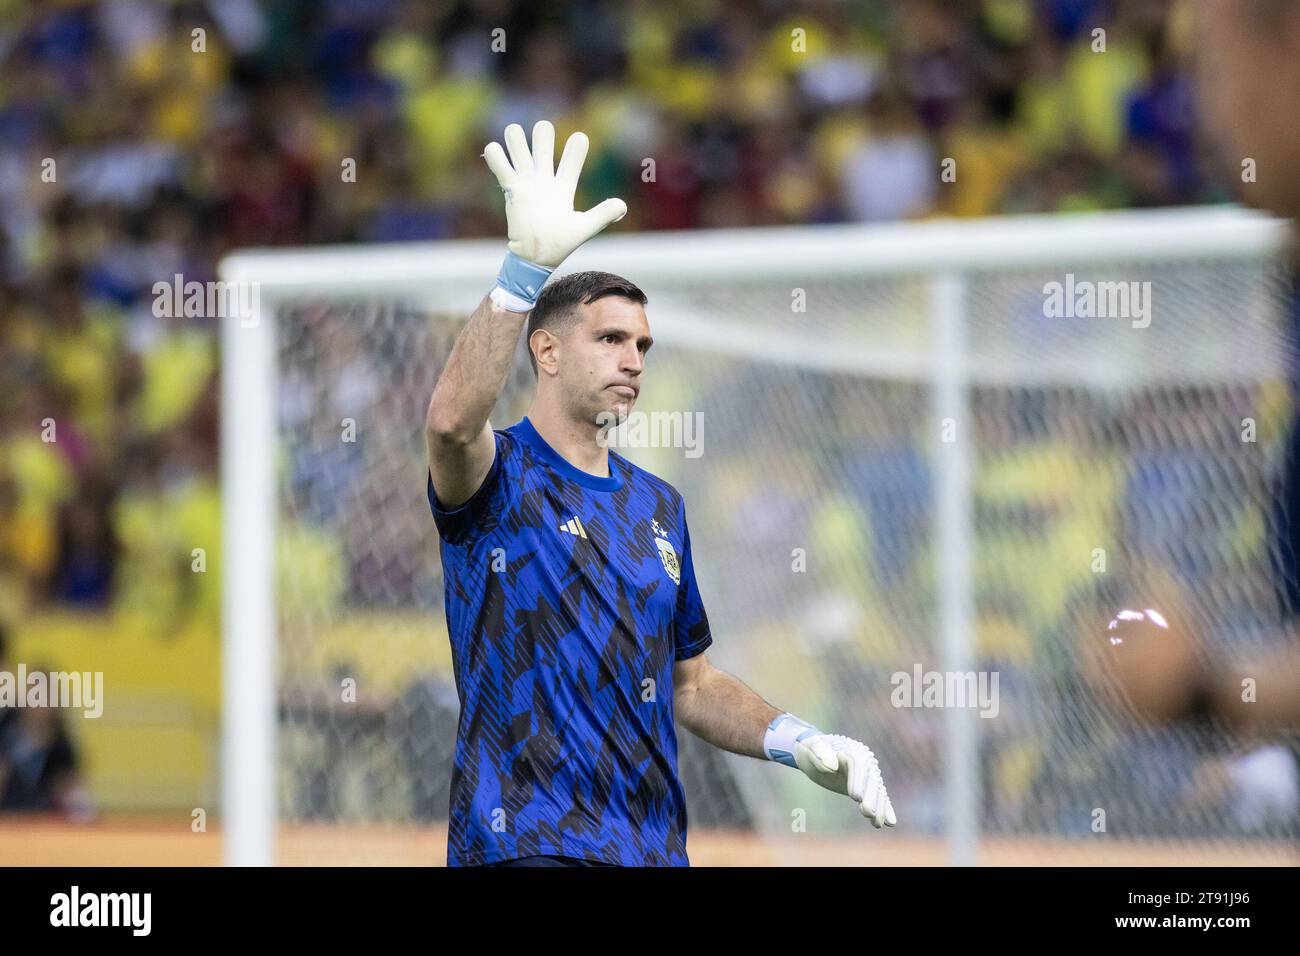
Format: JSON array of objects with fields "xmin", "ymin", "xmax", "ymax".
[{"xmin": 221, "ymin": 207, "xmax": 1295, "ymax": 865}]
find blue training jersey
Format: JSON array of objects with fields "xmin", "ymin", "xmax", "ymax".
[{"xmin": 426, "ymin": 416, "xmax": 712, "ymax": 866}]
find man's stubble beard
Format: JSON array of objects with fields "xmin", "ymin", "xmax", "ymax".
[{"xmin": 560, "ymin": 376, "xmax": 631, "ymax": 432}]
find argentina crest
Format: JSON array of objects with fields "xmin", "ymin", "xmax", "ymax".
[{"xmin": 652, "ymin": 519, "xmax": 680, "ymax": 585}]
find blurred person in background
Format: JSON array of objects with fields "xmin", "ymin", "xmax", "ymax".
[
  {"xmin": 47, "ymin": 465, "xmax": 119, "ymax": 608},
  {"xmin": 842, "ymin": 90, "xmax": 937, "ymax": 222},
  {"xmin": 0, "ymin": 627, "xmax": 12, "ymax": 739},
  {"xmin": 1180, "ymin": 736, "xmax": 1300, "ymax": 836},
  {"xmin": 0, "ymin": 631, "xmax": 93, "ymax": 820},
  {"xmin": 1169, "ymin": 0, "xmax": 1300, "ymax": 730}
]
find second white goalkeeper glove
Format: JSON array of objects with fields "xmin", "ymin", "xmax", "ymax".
[
  {"xmin": 764, "ymin": 713, "xmax": 897, "ymax": 829},
  {"xmin": 482, "ymin": 119, "xmax": 627, "ymax": 312}
]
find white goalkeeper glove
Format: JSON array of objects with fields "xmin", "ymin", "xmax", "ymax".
[
  {"xmin": 482, "ymin": 119, "xmax": 627, "ymax": 312},
  {"xmin": 764, "ymin": 713, "xmax": 897, "ymax": 829}
]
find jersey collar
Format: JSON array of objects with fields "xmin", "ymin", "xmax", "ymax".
[{"xmin": 514, "ymin": 416, "xmax": 624, "ymax": 492}]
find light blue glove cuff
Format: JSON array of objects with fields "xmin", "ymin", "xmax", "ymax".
[
  {"xmin": 763, "ymin": 712, "xmax": 821, "ymax": 768},
  {"xmin": 492, "ymin": 251, "xmax": 554, "ymax": 311}
]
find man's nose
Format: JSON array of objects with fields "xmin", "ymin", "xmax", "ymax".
[{"xmin": 621, "ymin": 344, "xmax": 642, "ymax": 373}]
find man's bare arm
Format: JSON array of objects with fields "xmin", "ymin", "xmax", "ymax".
[
  {"xmin": 424, "ymin": 294, "xmax": 528, "ymax": 508},
  {"xmin": 426, "ymin": 120, "xmax": 626, "ymax": 509},
  {"xmin": 673, "ymin": 652, "xmax": 780, "ymax": 758}
]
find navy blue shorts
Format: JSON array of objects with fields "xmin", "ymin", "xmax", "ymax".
[{"xmin": 485, "ymin": 855, "xmax": 617, "ymax": 867}]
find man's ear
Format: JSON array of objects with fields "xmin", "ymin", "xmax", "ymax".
[{"xmin": 531, "ymin": 328, "xmax": 559, "ymax": 377}]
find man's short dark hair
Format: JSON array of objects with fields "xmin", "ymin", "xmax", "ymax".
[{"xmin": 527, "ymin": 271, "xmax": 647, "ymax": 377}]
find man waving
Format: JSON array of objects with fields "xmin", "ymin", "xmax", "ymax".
[{"xmin": 424, "ymin": 120, "xmax": 895, "ymax": 866}]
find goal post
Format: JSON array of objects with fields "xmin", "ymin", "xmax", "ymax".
[{"xmin": 220, "ymin": 207, "xmax": 1292, "ymax": 867}]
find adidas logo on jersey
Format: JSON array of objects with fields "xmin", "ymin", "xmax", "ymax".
[{"xmin": 559, "ymin": 515, "xmax": 588, "ymax": 539}]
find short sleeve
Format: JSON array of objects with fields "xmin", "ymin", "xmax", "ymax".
[
  {"xmin": 673, "ymin": 507, "xmax": 713, "ymax": 661},
  {"xmin": 427, "ymin": 430, "xmax": 515, "ymax": 545}
]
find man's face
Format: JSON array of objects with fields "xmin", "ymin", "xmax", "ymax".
[
  {"xmin": 542, "ymin": 296, "xmax": 653, "ymax": 427},
  {"xmin": 1193, "ymin": 0, "xmax": 1300, "ymax": 220}
]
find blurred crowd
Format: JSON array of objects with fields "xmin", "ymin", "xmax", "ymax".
[{"xmin": 0, "ymin": 0, "xmax": 1228, "ymax": 625}]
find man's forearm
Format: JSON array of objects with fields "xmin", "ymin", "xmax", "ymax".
[
  {"xmin": 675, "ymin": 666, "xmax": 780, "ymax": 759},
  {"xmin": 675, "ymin": 661, "xmax": 898, "ymax": 827},
  {"xmin": 425, "ymin": 293, "xmax": 528, "ymax": 443},
  {"xmin": 428, "ymin": 119, "xmax": 625, "ymax": 443}
]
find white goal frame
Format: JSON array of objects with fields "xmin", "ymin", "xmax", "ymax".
[{"xmin": 220, "ymin": 207, "xmax": 1290, "ymax": 866}]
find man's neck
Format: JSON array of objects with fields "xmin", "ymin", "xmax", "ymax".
[{"xmin": 525, "ymin": 404, "xmax": 611, "ymax": 478}]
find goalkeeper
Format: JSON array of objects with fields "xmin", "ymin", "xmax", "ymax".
[{"xmin": 424, "ymin": 120, "xmax": 895, "ymax": 867}]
